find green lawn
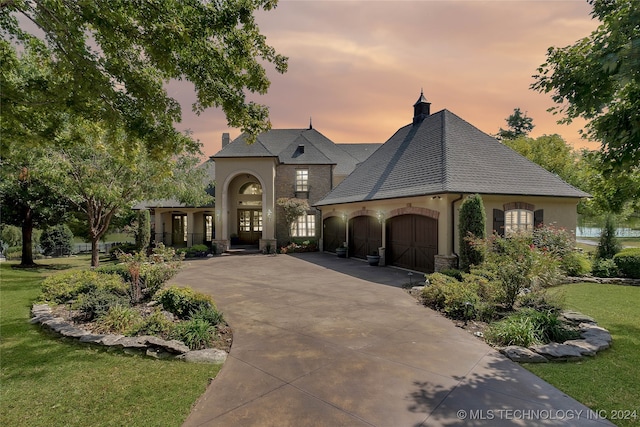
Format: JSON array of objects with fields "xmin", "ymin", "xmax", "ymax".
[
  {"xmin": 0, "ymin": 256, "xmax": 220, "ymax": 427},
  {"xmin": 525, "ymin": 283, "xmax": 640, "ymax": 427}
]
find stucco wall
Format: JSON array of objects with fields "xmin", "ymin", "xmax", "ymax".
[{"xmin": 318, "ymin": 193, "xmax": 582, "ymax": 259}]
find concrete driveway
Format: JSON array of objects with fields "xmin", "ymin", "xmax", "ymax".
[{"xmin": 177, "ymin": 253, "xmax": 610, "ymax": 427}]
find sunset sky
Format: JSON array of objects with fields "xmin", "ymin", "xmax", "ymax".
[{"xmin": 170, "ymin": 0, "xmax": 601, "ymax": 158}]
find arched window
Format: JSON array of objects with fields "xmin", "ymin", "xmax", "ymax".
[
  {"xmin": 504, "ymin": 209, "xmax": 533, "ymax": 233},
  {"xmin": 239, "ymin": 182, "xmax": 262, "ymax": 195}
]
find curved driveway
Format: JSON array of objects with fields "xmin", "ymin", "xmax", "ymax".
[{"xmin": 178, "ymin": 253, "xmax": 610, "ymax": 427}]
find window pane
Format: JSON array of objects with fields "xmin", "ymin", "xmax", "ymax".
[{"xmin": 296, "ymin": 170, "xmax": 308, "ymax": 191}]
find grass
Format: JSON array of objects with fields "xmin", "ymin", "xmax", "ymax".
[
  {"xmin": 524, "ymin": 283, "xmax": 640, "ymax": 427},
  {"xmin": 0, "ymin": 255, "xmax": 220, "ymax": 427}
]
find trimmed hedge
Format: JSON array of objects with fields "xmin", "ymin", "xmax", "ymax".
[{"xmin": 614, "ymin": 248, "xmax": 640, "ymax": 279}]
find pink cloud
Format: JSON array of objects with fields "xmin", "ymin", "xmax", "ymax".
[{"xmin": 177, "ymin": 0, "xmax": 600, "ymax": 157}]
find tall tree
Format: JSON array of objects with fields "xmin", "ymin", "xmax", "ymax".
[
  {"xmin": 48, "ymin": 121, "xmax": 213, "ymax": 267},
  {"xmin": 532, "ymin": 0, "xmax": 639, "ymax": 174},
  {"xmin": 1, "ymin": 0, "xmax": 288, "ymax": 156},
  {"xmin": 0, "ymin": 146, "xmax": 68, "ymax": 266},
  {"xmin": 497, "ymin": 108, "xmax": 535, "ymax": 140},
  {"xmin": 503, "ymin": 134, "xmax": 579, "ymax": 186}
]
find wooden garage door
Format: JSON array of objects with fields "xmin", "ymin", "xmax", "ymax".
[
  {"xmin": 348, "ymin": 216, "xmax": 382, "ymax": 259},
  {"xmin": 323, "ymin": 216, "xmax": 346, "ymax": 253},
  {"xmin": 387, "ymin": 214, "xmax": 437, "ymax": 273}
]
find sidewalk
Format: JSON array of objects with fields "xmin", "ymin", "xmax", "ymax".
[{"xmin": 176, "ymin": 252, "xmax": 611, "ymax": 427}]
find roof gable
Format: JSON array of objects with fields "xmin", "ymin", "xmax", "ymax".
[{"xmin": 212, "ymin": 128, "xmax": 379, "ymax": 175}]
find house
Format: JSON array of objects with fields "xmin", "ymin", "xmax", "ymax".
[
  {"xmin": 314, "ymin": 92, "xmax": 590, "ymax": 273},
  {"xmin": 141, "ymin": 127, "xmax": 381, "ymax": 252}
]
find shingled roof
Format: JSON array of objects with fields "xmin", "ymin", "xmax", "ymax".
[
  {"xmin": 213, "ymin": 128, "xmax": 380, "ymax": 176},
  {"xmin": 316, "ymin": 108, "xmax": 589, "ymax": 206}
]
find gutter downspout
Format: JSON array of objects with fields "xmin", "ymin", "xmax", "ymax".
[{"xmin": 451, "ymin": 194, "xmax": 464, "ymax": 268}]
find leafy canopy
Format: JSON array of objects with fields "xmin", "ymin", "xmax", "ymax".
[
  {"xmin": 497, "ymin": 108, "xmax": 534, "ymax": 140},
  {"xmin": 532, "ymin": 0, "xmax": 640, "ymax": 174},
  {"xmin": 1, "ymin": 0, "xmax": 288, "ymax": 156}
]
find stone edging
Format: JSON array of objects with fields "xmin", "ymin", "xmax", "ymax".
[
  {"xmin": 563, "ymin": 276, "xmax": 640, "ymax": 286},
  {"xmin": 30, "ymin": 304, "xmax": 227, "ymax": 364},
  {"xmin": 498, "ymin": 311, "xmax": 612, "ymax": 363}
]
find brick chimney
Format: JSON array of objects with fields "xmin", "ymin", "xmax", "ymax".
[{"xmin": 222, "ymin": 132, "xmax": 230, "ymax": 147}]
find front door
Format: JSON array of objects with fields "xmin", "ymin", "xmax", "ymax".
[{"xmin": 238, "ymin": 209, "xmax": 262, "ymax": 245}]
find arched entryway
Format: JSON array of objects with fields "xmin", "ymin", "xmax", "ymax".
[
  {"xmin": 386, "ymin": 214, "xmax": 438, "ymax": 273},
  {"xmin": 323, "ymin": 216, "xmax": 346, "ymax": 252},
  {"xmin": 348, "ymin": 215, "xmax": 382, "ymax": 259},
  {"xmin": 236, "ymin": 181, "xmax": 262, "ymax": 245}
]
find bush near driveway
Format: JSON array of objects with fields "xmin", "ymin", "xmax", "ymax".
[
  {"xmin": 0, "ymin": 257, "xmax": 219, "ymax": 427},
  {"xmin": 613, "ymin": 247, "xmax": 640, "ymax": 278}
]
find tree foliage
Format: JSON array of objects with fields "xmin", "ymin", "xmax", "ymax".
[
  {"xmin": 276, "ymin": 198, "xmax": 310, "ymax": 241},
  {"xmin": 532, "ymin": 0, "xmax": 640, "ymax": 174},
  {"xmin": 497, "ymin": 108, "xmax": 535, "ymax": 140},
  {"xmin": 0, "ymin": 145, "xmax": 69, "ymax": 265},
  {"xmin": 597, "ymin": 214, "xmax": 622, "ymax": 260},
  {"xmin": 136, "ymin": 210, "xmax": 151, "ymax": 253},
  {"xmin": 458, "ymin": 194, "xmax": 486, "ymax": 272},
  {"xmin": 40, "ymin": 224, "xmax": 74, "ymax": 257},
  {"xmin": 1, "ymin": 0, "xmax": 288, "ymax": 156},
  {"xmin": 47, "ymin": 120, "xmax": 213, "ymax": 267}
]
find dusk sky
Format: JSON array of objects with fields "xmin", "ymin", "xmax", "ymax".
[{"xmin": 170, "ymin": 0, "xmax": 600, "ymax": 158}]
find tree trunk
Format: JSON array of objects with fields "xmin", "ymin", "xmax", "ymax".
[
  {"xmin": 90, "ymin": 236, "xmax": 100, "ymax": 267},
  {"xmin": 20, "ymin": 206, "xmax": 36, "ymax": 266}
]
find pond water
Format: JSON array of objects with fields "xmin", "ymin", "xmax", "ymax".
[{"xmin": 576, "ymin": 216, "xmax": 640, "ymax": 238}]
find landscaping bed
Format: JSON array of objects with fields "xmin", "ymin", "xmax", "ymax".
[{"xmin": 32, "ymin": 245, "xmax": 232, "ymax": 361}]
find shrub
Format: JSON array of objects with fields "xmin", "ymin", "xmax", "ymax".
[
  {"xmin": 156, "ymin": 286, "xmax": 216, "ymax": 319},
  {"xmin": 76, "ymin": 288, "xmax": 130, "ymax": 321},
  {"xmin": 109, "ymin": 243, "xmax": 137, "ymax": 259},
  {"xmin": 40, "ymin": 225, "xmax": 74, "ymax": 257},
  {"xmin": 596, "ymin": 215, "xmax": 621, "ymax": 260},
  {"xmin": 440, "ymin": 269, "xmax": 464, "ymax": 281},
  {"xmin": 4, "ymin": 246, "xmax": 23, "ymax": 260},
  {"xmin": 560, "ymin": 250, "xmax": 592, "ymax": 276},
  {"xmin": 131, "ymin": 309, "xmax": 175, "ymax": 338},
  {"xmin": 485, "ymin": 313, "xmax": 539, "ymax": 347},
  {"xmin": 172, "ymin": 318, "xmax": 215, "ymax": 350},
  {"xmin": 422, "ymin": 273, "xmax": 459, "ymax": 311},
  {"xmin": 614, "ymin": 248, "xmax": 640, "ymax": 279},
  {"xmin": 0, "ymin": 224, "xmax": 22, "ymax": 247},
  {"xmin": 470, "ymin": 230, "xmax": 562, "ymax": 309},
  {"xmin": 177, "ymin": 244, "xmax": 210, "ymax": 258},
  {"xmin": 139, "ymin": 262, "xmax": 182, "ymax": 298},
  {"xmin": 517, "ymin": 289, "xmax": 565, "ymax": 314},
  {"xmin": 458, "ymin": 194, "xmax": 486, "ymax": 271},
  {"xmin": 94, "ymin": 305, "xmax": 142, "ymax": 335},
  {"xmin": 189, "ymin": 305, "xmax": 224, "ymax": 327},
  {"xmin": 485, "ymin": 308, "xmax": 578, "ymax": 347},
  {"xmin": 135, "ymin": 209, "xmax": 151, "ymax": 252},
  {"xmin": 592, "ymin": 258, "xmax": 619, "ymax": 278},
  {"xmin": 532, "ymin": 224, "xmax": 574, "ymax": 259},
  {"xmin": 40, "ymin": 270, "xmax": 127, "ymax": 304},
  {"xmin": 422, "ymin": 273, "xmax": 480, "ymax": 320},
  {"xmin": 95, "ymin": 264, "xmax": 132, "ymax": 282}
]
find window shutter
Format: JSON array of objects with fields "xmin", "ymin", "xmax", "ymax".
[
  {"xmin": 493, "ymin": 209, "xmax": 504, "ymax": 237},
  {"xmin": 534, "ymin": 209, "xmax": 544, "ymax": 228}
]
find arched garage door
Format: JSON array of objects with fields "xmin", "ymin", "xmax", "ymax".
[
  {"xmin": 323, "ymin": 216, "xmax": 346, "ymax": 253},
  {"xmin": 387, "ymin": 214, "xmax": 437, "ymax": 273},
  {"xmin": 348, "ymin": 216, "xmax": 382, "ymax": 260}
]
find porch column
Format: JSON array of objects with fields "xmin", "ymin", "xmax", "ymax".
[{"xmin": 186, "ymin": 212, "xmax": 195, "ymax": 247}]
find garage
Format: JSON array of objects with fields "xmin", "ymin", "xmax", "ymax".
[
  {"xmin": 348, "ymin": 215, "xmax": 382, "ymax": 259},
  {"xmin": 323, "ymin": 216, "xmax": 346, "ymax": 253},
  {"xmin": 386, "ymin": 214, "xmax": 437, "ymax": 273}
]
